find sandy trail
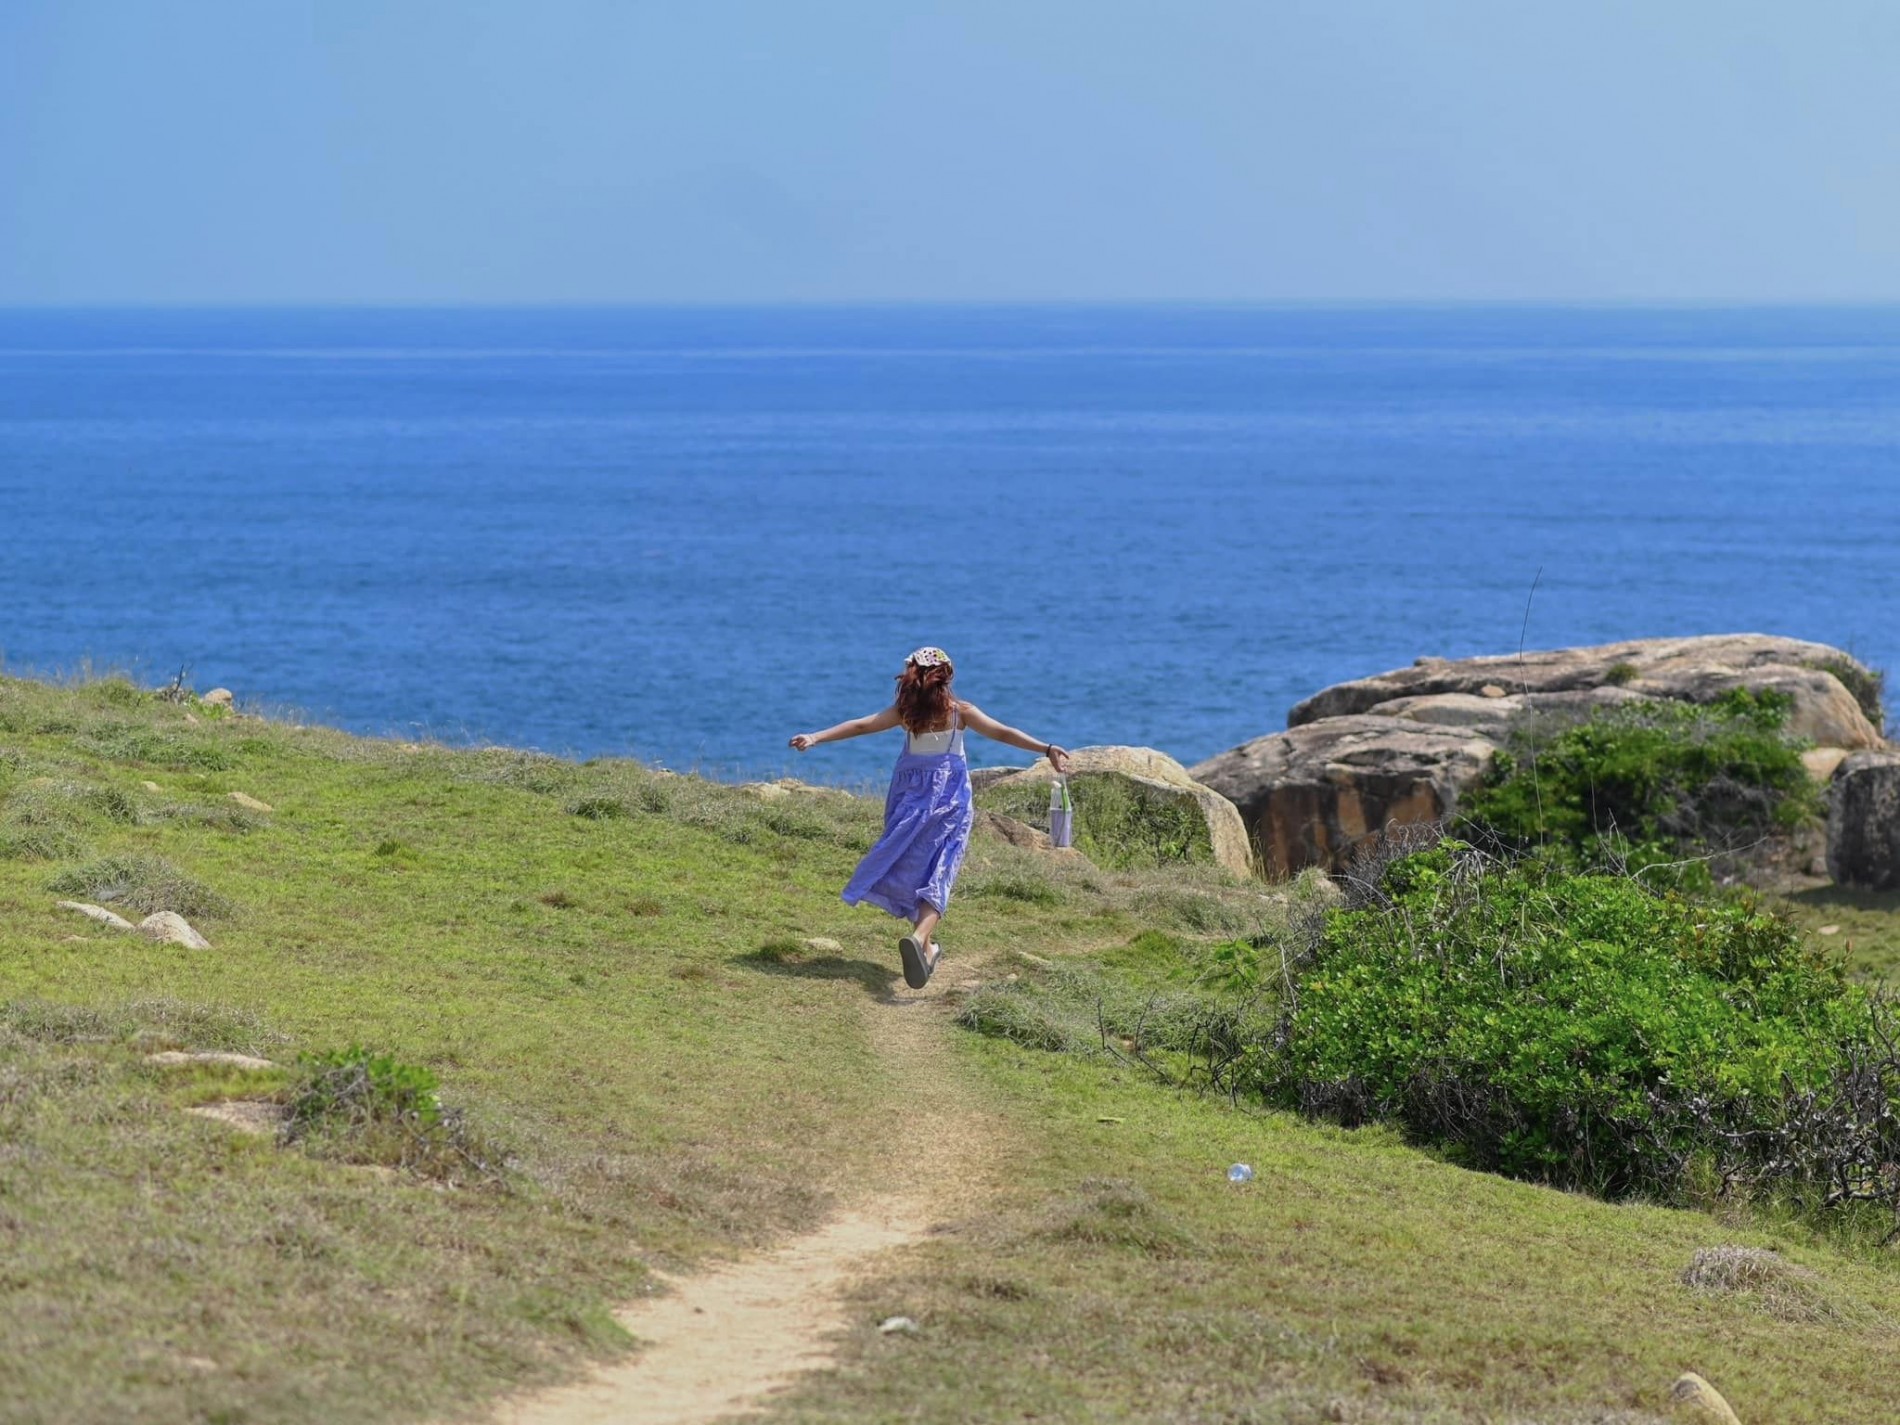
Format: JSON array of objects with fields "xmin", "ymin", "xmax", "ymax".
[{"xmin": 488, "ymin": 957, "xmax": 1000, "ymax": 1425}]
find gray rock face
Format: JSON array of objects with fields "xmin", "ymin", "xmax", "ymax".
[
  {"xmin": 1192, "ymin": 719, "xmax": 1497, "ymax": 878},
  {"xmin": 1289, "ymin": 634, "xmax": 1883, "ymax": 749},
  {"xmin": 1827, "ymin": 751, "xmax": 1900, "ymax": 891}
]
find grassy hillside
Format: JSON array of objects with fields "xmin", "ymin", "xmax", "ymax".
[{"xmin": 2, "ymin": 672, "xmax": 1897, "ymax": 1423}]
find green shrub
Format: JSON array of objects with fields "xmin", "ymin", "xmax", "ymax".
[
  {"xmin": 1261, "ymin": 844, "xmax": 1884, "ymax": 1207},
  {"xmin": 0, "ymin": 825, "xmax": 91, "ymax": 862},
  {"xmin": 1457, "ymin": 689, "xmax": 1818, "ymax": 877},
  {"xmin": 46, "ymin": 854, "xmax": 233, "ymax": 920},
  {"xmin": 287, "ymin": 1047, "xmax": 503, "ymax": 1185}
]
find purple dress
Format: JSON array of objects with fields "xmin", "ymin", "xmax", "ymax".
[{"xmin": 842, "ymin": 712, "xmax": 973, "ymax": 919}]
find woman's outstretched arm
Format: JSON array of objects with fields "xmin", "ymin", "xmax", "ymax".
[
  {"xmin": 958, "ymin": 702, "xmax": 1073, "ymax": 773},
  {"xmin": 790, "ymin": 704, "xmax": 901, "ymax": 751}
]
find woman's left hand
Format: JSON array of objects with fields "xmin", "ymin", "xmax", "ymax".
[{"xmin": 789, "ymin": 733, "xmax": 816, "ymax": 751}]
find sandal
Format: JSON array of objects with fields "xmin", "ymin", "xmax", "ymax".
[{"xmin": 898, "ymin": 933, "xmax": 929, "ymax": 990}]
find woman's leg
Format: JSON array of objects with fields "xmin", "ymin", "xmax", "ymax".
[{"xmin": 912, "ymin": 901, "xmax": 942, "ymax": 949}]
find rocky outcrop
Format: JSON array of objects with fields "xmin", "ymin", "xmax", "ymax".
[
  {"xmin": 1288, "ymin": 635, "xmax": 1883, "ymax": 750},
  {"xmin": 976, "ymin": 746, "xmax": 1252, "ymax": 878},
  {"xmin": 1199, "ymin": 635, "xmax": 1885, "ymax": 877},
  {"xmin": 1827, "ymin": 751, "xmax": 1900, "ymax": 891},
  {"xmin": 1192, "ymin": 719, "xmax": 1497, "ymax": 879}
]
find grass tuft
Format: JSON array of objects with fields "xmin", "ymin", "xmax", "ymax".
[{"xmin": 46, "ymin": 853, "xmax": 234, "ymax": 920}]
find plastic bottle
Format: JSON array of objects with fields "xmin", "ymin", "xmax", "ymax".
[
  {"xmin": 1227, "ymin": 1163, "xmax": 1255, "ymax": 1183},
  {"xmin": 1049, "ymin": 776, "xmax": 1074, "ymax": 849}
]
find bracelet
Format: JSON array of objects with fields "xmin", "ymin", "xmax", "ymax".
[{"xmin": 1043, "ymin": 742, "xmax": 1053, "ymax": 757}]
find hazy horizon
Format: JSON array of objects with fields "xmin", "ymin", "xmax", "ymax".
[{"xmin": 5, "ymin": 2, "xmax": 1897, "ymax": 305}]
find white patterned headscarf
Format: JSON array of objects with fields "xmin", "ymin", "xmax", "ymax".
[{"xmin": 906, "ymin": 646, "xmax": 951, "ymax": 669}]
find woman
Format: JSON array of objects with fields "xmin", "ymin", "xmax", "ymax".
[{"xmin": 790, "ymin": 646, "xmax": 1072, "ymax": 989}]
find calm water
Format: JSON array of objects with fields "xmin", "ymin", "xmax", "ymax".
[{"xmin": 1, "ymin": 306, "xmax": 1895, "ymax": 783}]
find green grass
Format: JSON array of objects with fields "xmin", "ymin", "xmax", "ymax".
[{"xmin": 3, "ymin": 670, "xmax": 1900, "ymax": 1423}]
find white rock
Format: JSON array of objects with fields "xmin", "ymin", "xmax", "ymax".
[
  {"xmin": 877, "ymin": 1315, "xmax": 918, "ymax": 1334},
  {"xmin": 138, "ymin": 912, "xmax": 211, "ymax": 949},
  {"xmin": 55, "ymin": 901, "xmax": 135, "ymax": 932},
  {"xmin": 141, "ymin": 781, "xmax": 163, "ymax": 793},
  {"xmin": 185, "ymin": 1101, "xmax": 286, "ymax": 1136},
  {"xmin": 146, "ymin": 1050, "xmax": 276, "ymax": 1071},
  {"xmin": 201, "ymin": 688, "xmax": 234, "ymax": 709},
  {"xmin": 227, "ymin": 792, "xmax": 274, "ymax": 813}
]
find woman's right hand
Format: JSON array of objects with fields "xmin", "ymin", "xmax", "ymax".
[
  {"xmin": 1045, "ymin": 744, "xmax": 1073, "ymax": 774},
  {"xmin": 789, "ymin": 733, "xmax": 816, "ymax": 752}
]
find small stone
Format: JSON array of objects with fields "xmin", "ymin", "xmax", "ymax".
[
  {"xmin": 957, "ymin": 979, "xmax": 983, "ymax": 989},
  {"xmin": 1478, "ymin": 683, "xmax": 1508, "ymax": 699},
  {"xmin": 138, "ymin": 912, "xmax": 211, "ymax": 949},
  {"xmin": 201, "ymin": 688, "xmax": 234, "ymax": 709},
  {"xmin": 184, "ymin": 1101, "xmax": 286, "ymax": 1136},
  {"xmin": 62, "ymin": 935, "xmax": 86, "ymax": 943},
  {"xmin": 877, "ymin": 1315, "xmax": 918, "ymax": 1334},
  {"xmin": 740, "ymin": 782, "xmax": 791, "ymax": 801},
  {"xmin": 178, "ymin": 1356, "xmax": 219, "ymax": 1374},
  {"xmin": 141, "ymin": 781, "xmax": 162, "ymax": 793},
  {"xmin": 146, "ymin": 1050, "xmax": 276, "ymax": 1071},
  {"xmin": 1818, "ymin": 924, "xmax": 1841, "ymax": 936},
  {"xmin": 227, "ymin": 792, "xmax": 273, "ymax": 813},
  {"xmin": 56, "ymin": 901, "xmax": 135, "ymax": 932},
  {"xmin": 1004, "ymin": 973, "xmax": 1019, "ymax": 983},
  {"xmin": 803, "ymin": 936, "xmax": 843, "ymax": 953}
]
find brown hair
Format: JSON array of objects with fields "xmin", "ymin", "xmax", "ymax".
[{"xmin": 894, "ymin": 659, "xmax": 955, "ymax": 734}]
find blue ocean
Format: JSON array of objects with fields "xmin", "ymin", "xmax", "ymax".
[{"xmin": 1, "ymin": 306, "xmax": 1895, "ymax": 784}]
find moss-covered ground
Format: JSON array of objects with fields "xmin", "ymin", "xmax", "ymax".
[{"xmin": 2, "ymin": 671, "xmax": 1897, "ymax": 1423}]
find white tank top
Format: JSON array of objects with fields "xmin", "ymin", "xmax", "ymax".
[{"xmin": 906, "ymin": 706, "xmax": 965, "ymax": 755}]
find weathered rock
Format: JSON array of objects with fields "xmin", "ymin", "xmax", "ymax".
[
  {"xmin": 138, "ymin": 911, "xmax": 211, "ymax": 949},
  {"xmin": 1290, "ymin": 634, "xmax": 1882, "ymax": 749},
  {"xmin": 973, "ymin": 807, "xmax": 1054, "ymax": 852},
  {"xmin": 1192, "ymin": 718, "xmax": 1498, "ymax": 877},
  {"xmin": 146, "ymin": 1050, "xmax": 277, "ymax": 1071},
  {"xmin": 1800, "ymin": 747, "xmax": 1850, "ymax": 782},
  {"xmin": 1670, "ymin": 1372, "xmax": 1743, "ymax": 1424},
  {"xmin": 185, "ymin": 1101, "xmax": 286, "ymax": 1136},
  {"xmin": 968, "ymin": 766, "xmax": 1025, "ymax": 795},
  {"xmin": 55, "ymin": 900, "xmax": 135, "ymax": 932},
  {"xmin": 1827, "ymin": 750, "xmax": 1900, "ymax": 891},
  {"xmin": 227, "ymin": 791, "xmax": 273, "ymax": 813},
  {"xmin": 979, "ymin": 746, "xmax": 1252, "ymax": 878},
  {"xmin": 201, "ymin": 688, "xmax": 234, "ymax": 710}
]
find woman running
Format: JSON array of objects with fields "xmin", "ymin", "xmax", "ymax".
[{"xmin": 789, "ymin": 646, "xmax": 1072, "ymax": 988}]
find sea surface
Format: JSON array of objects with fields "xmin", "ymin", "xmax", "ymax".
[{"xmin": 0, "ymin": 305, "xmax": 1895, "ymax": 784}]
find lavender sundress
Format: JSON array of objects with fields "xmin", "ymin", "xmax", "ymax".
[{"xmin": 842, "ymin": 712, "xmax": 974, "ymax": 919}]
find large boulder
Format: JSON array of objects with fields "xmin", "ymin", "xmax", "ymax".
[
  {"xmin": 975, "ymin": 746, "xmax": 1253, "ymax": 878},
  {"xmin": 1289, "ymin": 635, "xmax": 1883, "ymax": 750},
  {"xmin": 1827, "ymin": 751, "xmax": 1900, "ymax": 891},
  {"xmin": 1192, "ymin": 719, "xmax": 1498, "ymax": 878}
]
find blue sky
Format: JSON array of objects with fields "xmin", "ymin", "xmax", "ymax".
[{"xmin": 3, "ymin": 1, "xmax": 1896, "ymax": 303}]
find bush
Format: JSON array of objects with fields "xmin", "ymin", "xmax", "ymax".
[
  {"xmin": 1260, "ymin": 843, "xmax": 1898, "ymax": 1217},
  {"xmin": 286, "ymin": 1047, "xmax": 503, "ymax": 1185},
  {"xmin": 1456, "ymin": 689, "xmax": 1818, "ymax": 880},
  {"xmin": 46, "ymin": 854, "xmax": 233, "ymax": 920}
]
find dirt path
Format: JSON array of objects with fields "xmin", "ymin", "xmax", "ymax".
[{"xmin": 487, "ymin": 957, "xmax": 1004, "ymax": 1425}]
